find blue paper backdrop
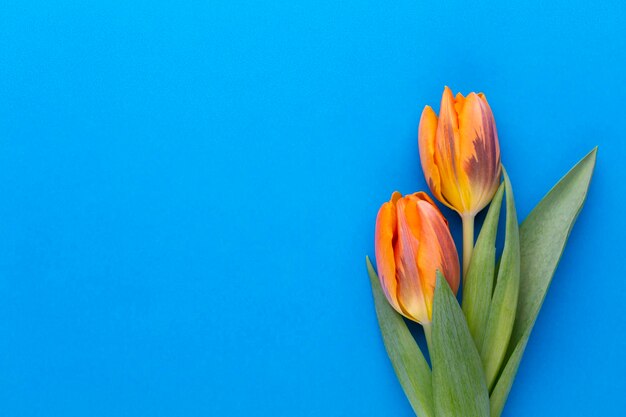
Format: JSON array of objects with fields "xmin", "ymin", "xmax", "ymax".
[{"xmin": 1, "ymin": 1, "xmax": 625, "ymax": 416}]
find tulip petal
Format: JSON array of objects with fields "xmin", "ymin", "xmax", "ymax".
[
  {"xmin": 375, "ymin": 196, "xmax": 402, "ymax": 314},
  {"xmin": 418, "ymin": 106, "xmax": 441, "ymax": 198},
  {"xmin": 458, "ymin": 92, "xmax": 501, "ymax": 213},
  {"xmin": 413, "ymin": 197, "xmax": 460, "ymax": 319},
  {"xmin": 394, "ymin": 197, "xmax": 428, "ymax": 323},
  {"xmin": 454, "ymin": 92, "xmax": 466, "ymax": 116},
  {"xmin": 435, "ymin": 86, "xmax": 468, "ymax": 212}
]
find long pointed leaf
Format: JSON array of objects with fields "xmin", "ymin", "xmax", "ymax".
[
  {"xmin": 462, "ymin": 183, "xmax": 504, "ymax": 351},
  {"xmin": 366, "ymin": 257, "xmax": 434, "ymax": 417},
  {"xmin": 480, "ymin": 169, "xmax": 520, "ymax": 390},
  {"xmin": 432, "ymin": 272, "xmax": 490, "ymax": 417},
  {"xmin": 489, "ymin": 148, "xmax": 597, "ymax": 417},
  {"xmin": 490, "ymin": 328, "xmax": 530, "ymax": 417}
]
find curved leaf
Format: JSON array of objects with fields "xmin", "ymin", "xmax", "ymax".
[
  {"xmin": 490, "ymin": 148, "xmax": 597, "ymax": 417},
  {"xmin": 366, "ymin": 257, "xmax": 434, "ymax": 417},
  {"xmin": 480, "ymin": 169, "xmax": 520, "ymax": 390},
  {"xmin": 462, "ymin": 183, "xmax": 504, "ymax": 351},
  {"xmin": 432, "ymin": 272, "xmax": 490, "ymax": 417}
]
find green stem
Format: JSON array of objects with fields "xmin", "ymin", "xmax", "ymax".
[
  {"xmin": 423, "ymin": 321, "xmax": 433, "ymax": 355},
  {"xmin": 462, "ymin": 214, "xmax": 475, "ymax": 277}
]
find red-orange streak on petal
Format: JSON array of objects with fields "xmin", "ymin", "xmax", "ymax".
[{"xmin": 458, "ymin": 92, "xmax": 501, "ymax": 213}]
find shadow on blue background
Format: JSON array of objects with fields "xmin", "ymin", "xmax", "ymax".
[{"xmin": 0, "ymin": 1, "xmax": 624, "ymax": 416}]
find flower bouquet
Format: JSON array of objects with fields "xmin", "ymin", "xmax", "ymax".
[{"xmin": 366, "ymin": 87, "xmax": 596, "ymax": 417}]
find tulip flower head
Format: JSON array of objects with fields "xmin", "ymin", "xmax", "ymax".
[
  {"xmin": 418, "ymin": 86, "xmax": 501, "ymax": 217},
  {"xmin": 375, "ymin": 191, "xmax": 460, "ymax": 324}
]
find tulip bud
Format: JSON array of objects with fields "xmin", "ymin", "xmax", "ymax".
[
  {"xmin": 418, "ymin": 86, "xmax": 501, "ymax": 217},
  {"xmin": 374, "ymin": 191, "xmax": 460, "ymax": 324}
]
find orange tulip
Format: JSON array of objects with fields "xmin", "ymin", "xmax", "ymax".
[
  {"xmin": 418, "ymin": 87, "xmax": 501, "ymax": 274},
  {"xmin": 418, "ymin": 86, "xmax": 501, "ymax": 216},
  {"xmin": 375, "ymin": 191, "xmax": 460, "ymax": 325}
]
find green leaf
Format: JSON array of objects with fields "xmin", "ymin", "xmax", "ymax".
[
  {"xmin": 462, "ymin": 183, "xmax": 504, "ymax": 351},
  {"xmin": 490, "ymin": 328, "xmax": 529, "ymax": 417},
  {"xmin": 480, "ymin": 168, "xmax": 520, "ymax": 390},
  {"xmin": 489, "ymin": 148, "xmax": 597, "ymax": 417},
  {"xmin": 366, "ymin": 256, "xmax": 434, "ymax": 417},
  {"xmin": 432, "ymin": 272, "xmax": 490, "ymax": 417}
]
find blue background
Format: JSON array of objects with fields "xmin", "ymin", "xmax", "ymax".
[{"xmin": 1, "ymin": 1, "xmax": 624, "ymax": 416}]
